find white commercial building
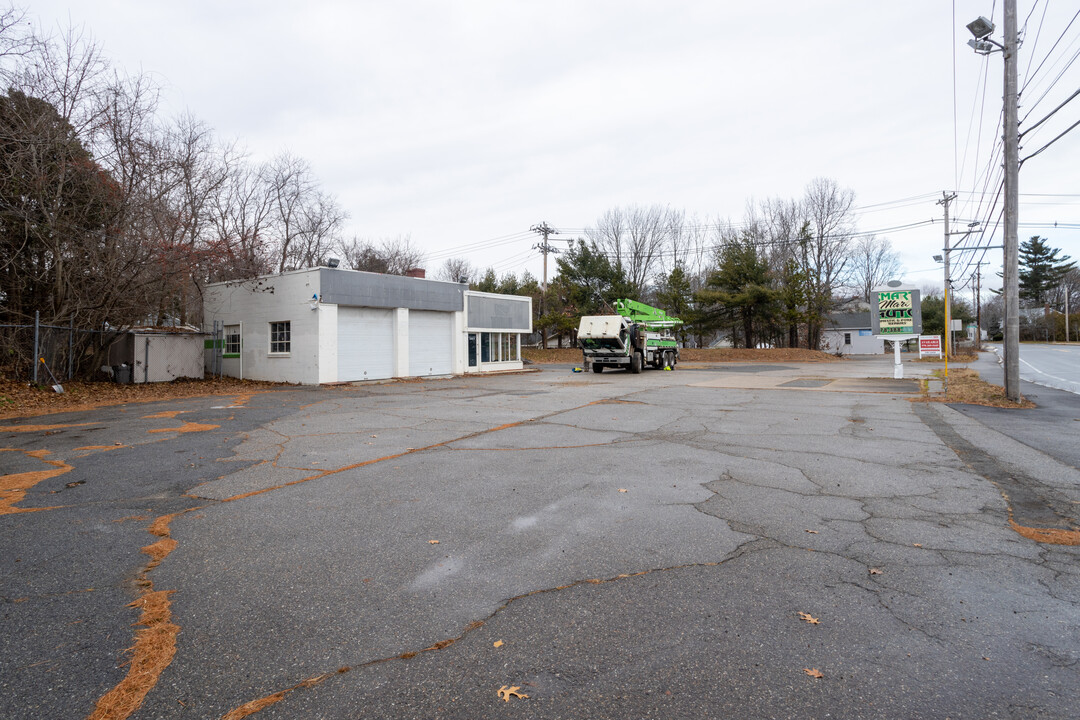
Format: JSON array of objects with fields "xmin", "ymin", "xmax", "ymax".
[{"xmin": 202, "ymin": 268, "xmax": 532, "ymax": 384}]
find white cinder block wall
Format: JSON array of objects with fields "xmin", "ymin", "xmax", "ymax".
[{"xmin": 204, "ymin": 270, "xmax": 324, "ymax": 384}]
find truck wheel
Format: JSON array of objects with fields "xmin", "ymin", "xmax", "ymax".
[
  {"xmin": 630, "ymin": 351, "xmax": 642, "ymax": 374},
  {"xmin": 668, "ymin": 351, "xmax": 676, "ymax": 370},
  {"xmin": 592, "ymin": 364, "xmax": 604, "ymax": 373}
]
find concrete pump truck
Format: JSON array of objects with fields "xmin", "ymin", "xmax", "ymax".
[{"xmin": 577, "ymin": 299, "xmax": 682, "ymax": 374}]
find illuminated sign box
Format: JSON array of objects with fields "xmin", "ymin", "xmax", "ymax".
[{"xmin": 872, "ymin": 285, "xmax": 922, "ymax": 337}]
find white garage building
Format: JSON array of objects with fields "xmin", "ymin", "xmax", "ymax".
[{"xmin": 202, "ymin": 267, "xmax": 532, "ymax": 384}]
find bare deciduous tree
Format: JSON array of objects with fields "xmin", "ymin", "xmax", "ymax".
[
  {"xmin": 434, "ymin": 257, "xmax": 478, "ymax": 285},
  {"xmin": 798, "ymin": 177, "xmax": 856, "ymax": 348},
  {"xmin": 338, "ymin": 234, "xmax": 425, "ymax": 275},
  {"xmin": 586, "ymin": 204, "xmax": 681, "ymax": 297},
  {"xmin": 849, "ymin": 234, "xmax": 902, "ymax": 304},
  {"xmin": 209, "ymin": 160, "xmax": 274, "ymax": 281}
]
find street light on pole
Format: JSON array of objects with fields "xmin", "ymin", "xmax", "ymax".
[{"xmin": 966, "ymin": 6, "xmax": 1021, "ymax": 401}]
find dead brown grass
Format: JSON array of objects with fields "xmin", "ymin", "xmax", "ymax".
[
  {"xmin": 523, "ymin": 347, "xmax": 840, "ymax": 364},
  {"xmin": 919, "ymin": 367, "xmax": 1034, "ymax": 408},
  {"xmin": 0, "ymin": 376, "xmax": 289, "ymax": 420}
]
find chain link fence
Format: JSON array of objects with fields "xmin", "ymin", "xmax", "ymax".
[
  {"xmin": 0, "ymin": 313, "xmax": 116, "ymax": 383},
  {"xmin": 1, "ymin": 312, "xmax": 212, "ymax": 384}
]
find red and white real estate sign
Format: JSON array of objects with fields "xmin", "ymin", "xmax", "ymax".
[{"xmin": 919, "ymin": 335, "xmax": 942, "ymax": 358}]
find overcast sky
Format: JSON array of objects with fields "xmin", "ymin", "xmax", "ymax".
[{"xmin": 27, "ymin": 1, "xmax": 1080, "ymax": 295}]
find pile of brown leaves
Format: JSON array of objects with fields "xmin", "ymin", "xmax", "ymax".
[{"xmin": 0, "ymin": 376, "xmax": 291, "ymax": 420}]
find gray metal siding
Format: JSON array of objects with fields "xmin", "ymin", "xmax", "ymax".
[
  {"xmin": 319, "ymin": 268, "xmax": 464, "ymax": 312},
  {"xmin": 467, "ymin": 295, "xmax": 531, "ymax": 331}
]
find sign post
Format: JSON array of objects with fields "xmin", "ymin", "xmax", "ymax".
[{"xmin": 872, "ymin": 282, "xmax": 923, "ymax": 379}]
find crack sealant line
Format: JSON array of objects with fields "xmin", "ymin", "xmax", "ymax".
[
  {"xmin": 86, "ymin": 506, "xmax": 204, "ymax": 720},
  {"xmin": 216, "ymin": 395, "xmax": 647, "ymax": 504},
  {"xmin": 218, "ymin": 542, "xmax": 767, "ymax": 720},
  {"xmin": 217, "ymin": 422, "xmax": 524, "ymax": 503}
]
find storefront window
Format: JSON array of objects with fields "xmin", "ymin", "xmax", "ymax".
[{"xmin": 474, "ymin": 332, "xmax": 521, "ymax": 364}]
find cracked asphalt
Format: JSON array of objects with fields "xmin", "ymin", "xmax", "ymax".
[{"xmin": 2, "ymin": 358, "xmax": 1078, "ymax": 719}]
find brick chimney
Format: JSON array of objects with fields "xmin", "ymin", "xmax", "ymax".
[{"xmin": 405, "ymin": 268, "xmax": 426, "ymax": 279}]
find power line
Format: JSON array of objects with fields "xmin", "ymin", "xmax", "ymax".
[
  {"xmin": 1020, "ymin": 7, "xmax": 1080, "ymax": 95},
  {"xmin": 1022, "ymin": 115, "xmax": 1080, "ymax": 163}
]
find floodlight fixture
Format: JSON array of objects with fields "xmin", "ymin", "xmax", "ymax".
[
  {"xmin": 966, "ymin": 16, "xmax": 994, "ymax": 40},
  {"xmin": 326, "ymin": 257, "xmax": 340, "ymax": 268},
  {"xmin": 933, "ymin": 254, "xmax": 943, "ymax": 263}
]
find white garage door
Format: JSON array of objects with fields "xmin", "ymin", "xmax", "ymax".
[
  {"xmin": 338, "ymin": 307, "xmax": 394, "ymax": 381},
  {"xmin": 408, "ymin": 311, "xmax": 453, "ymax": 376}
]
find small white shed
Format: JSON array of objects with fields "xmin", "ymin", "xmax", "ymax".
[{"xmin": 108, "ymin": 328, "xmax": 206, "ymax": 383}]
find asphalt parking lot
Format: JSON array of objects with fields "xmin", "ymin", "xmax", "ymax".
[{"xmin": 2, "ymin": 360, "xmax": 1078, "ymax": 719}]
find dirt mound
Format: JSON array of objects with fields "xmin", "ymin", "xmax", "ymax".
[{"xmin": 523, "ymin": 347, "xmax": 840, "ymax": 364}]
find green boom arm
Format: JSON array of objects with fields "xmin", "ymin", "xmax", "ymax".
[{"xmin": 613, "ymin": 299, "xmax": 683, "ymax": 329}]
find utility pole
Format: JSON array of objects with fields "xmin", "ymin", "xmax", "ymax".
[
  {"xmin": 939, "ymin": 192, "xmax": 957, "ymax": 358},
  {"xmin": 1003, "ymin": 0, "xmax": 1021, "ymax": 401},
  {"xmin": 965, "ymin": 4, "xmax": 1020, "ymax": 399},
  {"xmin": 974, "ymin": 261, "xmax": 990, "ymax": 351},
  {"xmin": 530, "ymin": 221, "xmax": 560, "ymax": 293},
  {"xmin": 530, "ymin": 222, "xmax": 560, "ymax": 350}
]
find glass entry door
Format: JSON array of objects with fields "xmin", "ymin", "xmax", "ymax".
[{"xmin": 468, "ymin": 333, "xmax": 478, "ymax": 368}]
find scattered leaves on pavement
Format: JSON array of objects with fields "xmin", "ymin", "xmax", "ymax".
[
  {"xmin": 497, "ymin": 685, "xmax": 528, "ymax": 702},
  {"xmin": 0, "ymin": 376, "xmax": 288, "ymax": 420},
  {"xmin": 493, "ymin": 640, "xmax": 504, "ymax": 648},
  {"xmin": 803, "ymin": 668, "xmax": 824, "ymax": 679},
  {"xmin": 869, "ymin": 568, "xmax": 883, "ymax": 575},
  {"xmin": 913, "ymin": 543, "xmax": 923, "ymax": 548},
  {"xmin": 797, "ymin": 612, "xmax": 821, "ymax": 625},
  {"xmin": 618, "ymin": 488, "xmax": 628, "ymax": 493},
  {"xmin": 805, "ymin": 529, "xmax": 818, "ymax": 534},
  {"xmin": 428, "ymin": 540, "xmax": 440, "ymax": 545}
]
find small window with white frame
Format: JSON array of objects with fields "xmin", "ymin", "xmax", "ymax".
[
  {"xmin": 224, "ymin": 324, "xmax": 240, "ymax": 356},
  {"xmin": 269, "ymin": 321, "xmax": 291, "ymax": 355}
]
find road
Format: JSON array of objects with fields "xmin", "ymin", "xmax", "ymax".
[
  {"xmin": 987, "ymin": 342, "xmax": 1080, "ymax": 395},
  {"xmin": 2, "ymin": 360, "xmax": 1079, "ymax": 720},
  {"xmin": 950, "ymin": 347, "xmax": 1080, "ymax": 471}
]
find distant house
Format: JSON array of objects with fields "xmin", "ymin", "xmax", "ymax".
[{"xmin": 821, "ymin": 312, "xmax": 884, "ymax": 355}]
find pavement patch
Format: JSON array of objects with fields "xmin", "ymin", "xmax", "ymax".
[{"xmin": 913, "ymin": 403, "xmax": 1080, "ymax": 545}]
